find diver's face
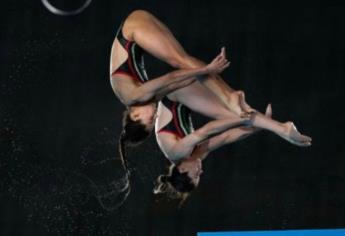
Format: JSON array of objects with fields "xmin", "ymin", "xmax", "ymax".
[
  {"xmin": 178, "ymin": 158, "xmax": 203, "ymax": 186},
  {"xmin": 129, "ymin": 104, "xmax": 157, "ymax": 131}
]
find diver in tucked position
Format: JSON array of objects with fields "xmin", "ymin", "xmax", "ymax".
[
  {"xmin": 152, "ymin": 95, "xmax": 311, "ymax": 200},
  {"xmin": 111, "ymin": 10, "xmax": 312, "ymax": 203},
  {"xmin": 110, "ymin": 10, "xmax": 311, "ymax": 152},
  {"xmin": 151, "ymin": 97, "xmax": 281, "ymax": 200}
]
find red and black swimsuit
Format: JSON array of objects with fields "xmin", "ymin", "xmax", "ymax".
[
  {"xmin": 111, "ymin": 22, "xmax": 149, "ymax": 83},
  {"xmin": 158, "ymin": 97, "xmax": 194, "ymax": 138}
]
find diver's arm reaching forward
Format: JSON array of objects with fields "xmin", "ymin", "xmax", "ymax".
[
  {"xmin": 162, "ymin": 116, "xmax": 250, "ymax": 162},
  {"xmin": 111, "ymin": 50, "xmax": 229, "ymax": 106}
]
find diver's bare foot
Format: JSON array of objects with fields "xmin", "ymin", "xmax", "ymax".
[
  {"xmin": 227, "ymin": 100, "xmax": 256, "ymax": 118},
  {"xmin": 238, "ymin": 90, "xmax": 256, "ymax": 114},
  {"xmin": 226, "ymin": 91, "xmax": 248, "ymax": 116},
  {"xmin": 227, "ymin": 91, "xmax": 258, "ymax": 117},
  {"xmin": 244, "ymin": 103, "xmax": 272, "ymax": 132},
  {"xmin": 240, "ymin": 111, "xmax": 256, "ymax": 119},
  {"xmin": 280, "ymin": 122, "xmax": 312, "ymax": 147}
]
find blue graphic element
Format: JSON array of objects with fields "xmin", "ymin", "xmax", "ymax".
[{"xmin": 198, "ymin": 229, "xmax": 345, "ymax": 236}]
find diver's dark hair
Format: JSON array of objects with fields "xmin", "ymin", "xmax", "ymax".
[
  {"xmin": 119, "ymin": 132, "xmax": 130, "ymax": 173},
  {"xmin": 118, "ymin": 110, "xmax": 152, "ymax": 174},
  {"xmin": 153, "ymin": 164, "xmax": 196, "ymax": 204},
  {"xmin": 122, "ymin": 110, "xmax": 151, "ymax": 145}
]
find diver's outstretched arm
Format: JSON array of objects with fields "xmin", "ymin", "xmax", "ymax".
[
  {"xmin": 191, "ymin": 104, "xmax": 310, "ymax": 162},
  {"xmin": 206, "ymin": 103, "xmax": 312, "ymax": 148},
  {"xmin": 164, "ymin": 116, "xmax": 250, "ymax": 162},
  {"xmin": 115, "ymin": 50, "xmax": 229, "ymax": 106}
]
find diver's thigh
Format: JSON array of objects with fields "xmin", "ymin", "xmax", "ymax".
[
  {"xmin": 125, "ymin": 11, "xmax": 191, "ymax": 67},
  {"xmin": 168, "ymin": 81, "xmax": 236, "ymax": 119}
]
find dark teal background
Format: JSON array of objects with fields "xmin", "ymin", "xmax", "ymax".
[{"xmin": 1, "ymin": 0, "xmax": 345, "ymax": 235}]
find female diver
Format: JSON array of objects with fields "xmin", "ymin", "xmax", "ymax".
[
  {"xmin": 152, "ymin": 98, "xmax": 299, "ymax": 200},
  {"xmin": 110, "ymin": 10, "xmax": 311, "ymax": 148},
  {"xmin": 112, "ymin": 11, "xmax": 312, "ymax": 203}
]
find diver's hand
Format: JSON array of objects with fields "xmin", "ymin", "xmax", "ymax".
[
  {"xmin": 265, "ymin": 103, "xmax": 272, "ymax": 118},
  {"xmin": 205, "ymin": 47, "xmax": 230, "ymax": 74}
]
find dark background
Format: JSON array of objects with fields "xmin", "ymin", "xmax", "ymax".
[{"xmin": 1, "ymin": 0, "xmax": 345, "ymax": 235}]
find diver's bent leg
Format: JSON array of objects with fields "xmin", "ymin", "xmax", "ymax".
[
  {"xmin": 168, "ymin": 81, "xmax": 238, "ymax": 120},
  {"xmin": 124, "ymin": 10, "xmax": 253, "ymax": 116},
  {"xmin": 178, "ymin": 56, "xmax": 255, "ymax": 115},
  {"xmin": 124, "ymin": 10, "xmax": 191, "ymax": 68}
]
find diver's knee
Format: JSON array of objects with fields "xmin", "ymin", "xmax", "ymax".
[{"xmin": 129, "ymin": 9, "xmax": 152, "ymax": 18}]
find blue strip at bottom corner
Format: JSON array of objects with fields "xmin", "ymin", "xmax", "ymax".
[{"xmin": 198, "ymin": 229, "xmax": 345, "ymax": 236}]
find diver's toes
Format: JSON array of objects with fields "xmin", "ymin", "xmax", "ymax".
[
  {"xmin": 302, "ymin": 135, "xmax": 312, "ymax": 142},
  {"xmin": 303, "ymin": 141, "xmax": 312, "ymax": 147}
]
